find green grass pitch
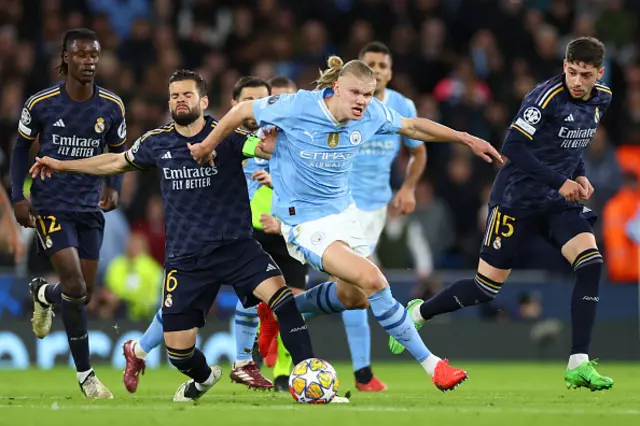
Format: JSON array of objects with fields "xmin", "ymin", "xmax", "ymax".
[{"xmin": 1, "ymin": 362, "xmax": 639, "ymax": 426}]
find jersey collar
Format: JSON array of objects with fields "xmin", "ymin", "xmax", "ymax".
[
  {"xmin": 317, "ymin": 88, "xmax": 346, "ymax": 128},
  {"xmin": 59, "ymin": 82, "xmax": 99, "ymax": 103}
]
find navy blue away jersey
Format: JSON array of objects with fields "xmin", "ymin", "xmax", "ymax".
[
  {"xmin": 490, "ymin": 74, "xmax": 612, "ymax": 210},
  {"xmin": 124, "ymin": 116, "xmax": 254, "ymax": 261},
  {"xmin": 17, "ymin": 84, "xmax": 126, "ymax": 212}
]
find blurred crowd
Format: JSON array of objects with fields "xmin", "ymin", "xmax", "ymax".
[{"xmin": 1, "ymin": 0, "xmax": 640, "ymax": 320}]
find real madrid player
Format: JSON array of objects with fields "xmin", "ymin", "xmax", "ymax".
[
  {"xmin": 188, "ymin": 56, "xmax": 502, "ymax": 391},
  {"xmin": 388, "ymin": 37, "xmax": 615, "ymax": 392},
  {"xmin": 11, "ymin": 28, "xmax": 126, "ymax": 398},
  {"xmin": 29, "ymin": 69, "xmax": 338, "ymax": 403}
]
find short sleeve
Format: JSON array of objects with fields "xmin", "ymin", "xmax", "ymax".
[
  {"xmin": 17, "ymin": 104, "xmax": 40, "ymax": 142},
  {"xmin": 106, "ymin": 107, "xmax": 127, "ymax": 149},
  {"xmin": 370, "ymin": 98, "xmax": 403, "ymax": 135},
  {"xmin": 124, "ymin": 136, "xmax": 156, "ymax": 170},
  {"xmin": 400, "ymin": 98, "xmax": 422, "ymax": 148},
  {"xmin": 253, "ymin": 93, "xmax": 295, "ymax": 129}
]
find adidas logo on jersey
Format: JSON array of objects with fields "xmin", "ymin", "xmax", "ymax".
[
  {"xmin": 564, "ymin": 114, "xmax": 574, "ymax": 122},
  {"xmin": 161, "ymin": 151, "xmax": 172, "ymax": 159},
  {"xmin": 266, "ymin": 264, "xmax": 277, "ymax": 272},
  {"xmin": 53, "ymin": 119, "xmax": 65, "ymax": 127}
]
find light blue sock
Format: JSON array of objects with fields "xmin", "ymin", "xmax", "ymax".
[
  {"xmin": 368, "ymin": 286, "xmax": 431, "ymax": 362},
  {"xmin": 295, "ymin": 281, "xmax": 345, "ymax": 316},
  {"xmin": 234, "ymin": 301, "xmax": 258, "ymax": 362},
  {"xmin": 139, "ymin": 308, "xmax": 164, "ymax": 353},
  {"xmin": 342, "ymin": 309, "xmax": 371, "ymax": 372}
]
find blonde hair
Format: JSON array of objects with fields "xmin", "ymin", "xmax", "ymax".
[{"xmin": 315, "ymin": 56, "xmax": 375, "ymax": 90}]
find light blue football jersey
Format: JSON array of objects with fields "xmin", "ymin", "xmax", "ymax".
[
  {"xmin": 348, "ymin": 89, "xmax": 422, "ymax": 211},
  {"xmin": 252, "ymin": 88, "xmax": 403, "ymax": 226}
]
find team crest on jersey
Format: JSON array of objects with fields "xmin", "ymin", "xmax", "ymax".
[
  {"xmin": 45, "ymin": 236, "xmax": 53, "ymax": 249},
  {"xmin": 94, "ymin": 117, "xmax": 105, "ymax": 133},
  {"xmin": 523, "ymin": 107, "xmax": 541, "ymax": 125},
  {"xmin": 327, "ymin": 132, "xmax": 339, "ymax": 148},
  {"xmin": 349, "ymin": 130, "xmax": 362, "ymax": 145},
  {"xmin": 594, "ymin": 107, "xmax": 601, "ymax": 123},
  {"xmin": 21, "ymin": 108, "xmax": 31, "ymax": 125},
  {"xmin": 268, "ymin": 95, "xmax": 280, "ymax": 105},
  {"xmin": 164, "ymin": 294, "xmax": 173, "ymax": 308},
  {"xmin": 492, "ymin": 237, "xmax": 502, "ymax": 250}
]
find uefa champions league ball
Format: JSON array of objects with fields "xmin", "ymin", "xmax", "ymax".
[{"xmin": 288, "ymin": 358, "xmax": 339, "ymax": 404}]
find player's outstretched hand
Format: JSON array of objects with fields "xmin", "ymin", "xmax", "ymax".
[
  {"xmin": 459, "ymin": 132, "xmax": 503, "ymax": 164},
  {"xmin": 575, "ymin": 176, "xmax": 595, "ymax": 201},
  {"xmin": 252, "ymin": 170, "xmax": 273, "ymax": 188},
  {"xmin": 260, "ymin": 213, "xmax": 281, "ymax": 235},
  {"xmin": 12, "ymin": 199, "xmax": 36, "ymax": 228},
  {"xmin": 187, "ymin": 142, "xmax": 216, "ymax": 166},
  {"xmin": 99, "ymin": 187, "xmax": 119, "ymax": 212},
  {"xmin": 29, "ymin": 156, "xmax": 59, "ymax": 181},
  {"xmin": 559, "ymin": 179, "xmax": 587, "ymax": 202}
]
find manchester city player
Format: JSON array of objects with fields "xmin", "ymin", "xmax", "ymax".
[
  {"xmin": 188, "ymin": 56, "xmax": 501, "ymax": 391},
  {"xmin": 260, "ymin": 42, "xmax": 424, "ymax": 392},
  {"xmin": 388, "ymin": 37, "xmax": 614, "ymax": 392},
  {"xmin": 29, "ymin": 70, "xmax": 318, "ymax": 402},
  {"xmin": 11, "ymin": 28, "xmax": 125, "ymax": 398}
]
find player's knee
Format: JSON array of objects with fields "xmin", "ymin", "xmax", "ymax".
[
  {"xmin": 358, "ymin": 266, "xmax": 387, "ymax": 294},
  {"xmin": 61, "ymin": 276, "xmax": 87, "ymax": 300},
  {"xmin": 60, "ymin": 274, "xmax": 87, "ymax": 297}
]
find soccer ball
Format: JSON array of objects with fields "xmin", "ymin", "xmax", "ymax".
[{"xmin": 289, "ymin": 358, "xmax": 338, "ymax": 404}]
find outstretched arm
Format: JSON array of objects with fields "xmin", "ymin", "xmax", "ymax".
[
  {"xmin": 30, "ymin": 153, "xmax": 136, "ymax": 180},
  {"xmin": 189, "ymin": 101, "xmax": 255, "ymax": 164},
  {"xmin": 398, "ymin": 117, "xmax": 502, "ymax": 163}
]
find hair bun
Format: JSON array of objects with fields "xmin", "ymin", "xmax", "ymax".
[{"xmin": 327, "ymin": 56, "xmax": 344, "ymax": 70}]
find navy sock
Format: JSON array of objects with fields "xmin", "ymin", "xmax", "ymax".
[
  {"xmin": 570, "ymin": 249, "xmax": 603, "ymax": 355},
  {"xmin": 270, "ymin": 287, "xmax": 314, "ymax": 364},
  {"xmin": 44, "ymin": 283, "xmax": 62, "ymax": 304},
  {"xmin": 419, "ymin": 273, "xmax": 501, "ymax": 321},
  {"xmin": 61, "ymin": 292, "xmax": 91, "ymax": 372},
  {"xmin": 167, "ymin": 346, "xmax": 211, "ymax": 383}
]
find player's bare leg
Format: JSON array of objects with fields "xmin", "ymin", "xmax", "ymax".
[
  {"xmin": 79, "ymin": 258, "xmax": 99, "ymax": 305},
  {"xmin": 561, "ymin": 232, "xmax": 613, "ymax": 391},
  {"xmin": 166, "ymin": 328, "xmax": 222, "ymax": 402},
  {"xmin": 321, "ymin": 241, "xmax": 467, "ymax": 391}
]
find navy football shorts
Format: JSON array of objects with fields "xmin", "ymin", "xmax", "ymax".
[
  {"xmin": 479, "ymin": 204, "xmax": 597, "ymax": 270},
  {"xmin": 35, "ymin": 210, "xmax": 105, "ymax": 260},
  {"xmin": 162, "ymin": 238, "xmax": 283, "ymax": 332},
  {"xmin": 254, "ymin": 229, "xmax": 308, "ymax": 290}
]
